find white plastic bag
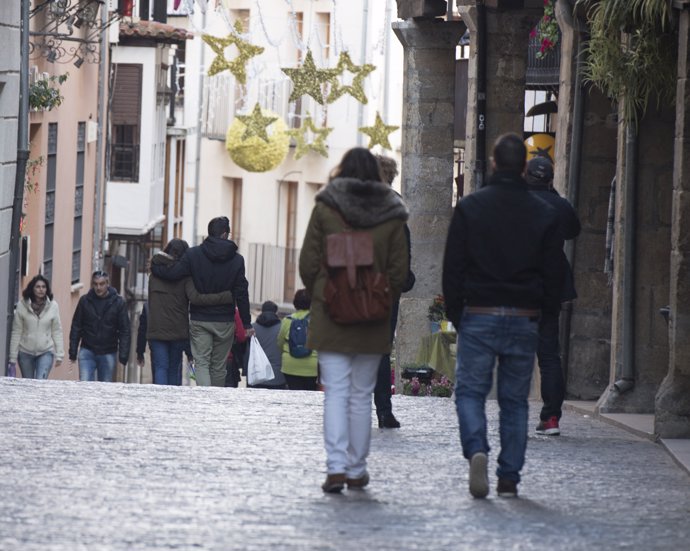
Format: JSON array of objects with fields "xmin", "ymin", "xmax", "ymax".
[{"xmin": 247, "ymin": 335, "xmax": 275, "ymax": 386}]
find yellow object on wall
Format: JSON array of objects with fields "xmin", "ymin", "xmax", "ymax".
[
  {"xmin": 524, "ymin": 133, "xmax": 555, "ymax": 163},
  {"xmin": 226, "ymin": 108, "xmax": 289, "ymax": 173}
]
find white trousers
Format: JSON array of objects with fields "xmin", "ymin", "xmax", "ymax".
[{"xmin": 319, "ymin": 351, "xmax": 382, "ymax": 477}]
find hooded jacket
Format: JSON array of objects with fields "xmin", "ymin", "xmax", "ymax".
[
  {"xmin": 147, "ymin": 252, "xmax": 234, "ymax": 341},
  {"xmin": 252, "ymin": 310, "xmax": 286, "ymax": 386},
  {"xmin": 69, "ymin": 287, "xmax": 130, "ymax": 364},
  {"xmin": 442, "ymin": 170, "xmax": 564, "ymax": 326},
  {"xmin": 299, "ymin": 177, "xmax": 409, "ymax": 354},
  {"xmin": 9, "ymin": 298, "xmax": 64, "ymax": 362},
  {"xmin": 150, "ymin": 236, "xmax": 251, "ymax": 326}
]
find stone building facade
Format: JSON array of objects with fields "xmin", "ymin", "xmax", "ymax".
[
  {"xmin": 393, "ymin": 0, "xmax": 690, "ymax": 438},
  {"xmin": 0, "ymin": 2, "xmax": 20, "ymax": 368}
]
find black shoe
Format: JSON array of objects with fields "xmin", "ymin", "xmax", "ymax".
[
  {"xmin": 378, "ymin": 414, "xmax": 401, "ymax": 428},
  {"xmin": 496, "ymin": 478, "xmax": 518, "ymax": 498}
]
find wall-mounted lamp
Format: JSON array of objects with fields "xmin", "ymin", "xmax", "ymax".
[
  {"xmin": 46, "ymin": 49, "xmax": 58, "ymax": 63},
  {"xmin": 74, "ymin": 56, "xmax": 84, "ymax": 68}
]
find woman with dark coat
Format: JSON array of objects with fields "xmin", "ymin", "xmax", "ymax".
[
  {"xmin": 299, "ymin": 147, "xmax": 409, "ymax": 493},
  {"xmin": 147, "ymin": 239, "xmax": 233, "ymax": 385}
]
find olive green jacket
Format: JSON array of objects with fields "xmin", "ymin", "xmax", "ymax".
[
  {"xmin": 148, "ymin": 253, "xmax": 234, "ymax": 341},
  {"xmin": 299, "ymin": 177, "xmax": 409, "ymax": 355}
]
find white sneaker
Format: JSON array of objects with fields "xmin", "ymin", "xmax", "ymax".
[{"xmin": 469, "ymin": 452, "xmax": 489, "ymax": 498}]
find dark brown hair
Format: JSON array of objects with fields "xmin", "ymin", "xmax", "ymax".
[
  {"xmin": 330, "ymin": 147, "xmax": 383, "ymax": 183},
  {"xmin": 22, "ymin": 274, "xmax": 53, "ymax": 301}
]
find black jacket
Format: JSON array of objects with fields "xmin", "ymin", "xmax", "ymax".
[
  {"xmin": 442, "ymin": 170, "xmax": 564, "ymax": 326},
  {"xmin": 69, "ymin": 287, "xmax": 131, "ymax": 364},
  {"xmin": 150, "ymin": 236, "xmax": 251, "ymax": 327},
  {"xmin": 529, "ymin": 185, "xmax": 581, "ymax": 302}
]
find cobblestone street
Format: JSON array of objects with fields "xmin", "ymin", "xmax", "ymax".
[{"xmin": 1, "ymin": 378, "xmax": 689, "ymax": 550}]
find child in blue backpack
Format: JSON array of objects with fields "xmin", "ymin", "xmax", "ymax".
[{"xmin": 277, "ymin": 289, "xmax": 318, "ymax": 390}]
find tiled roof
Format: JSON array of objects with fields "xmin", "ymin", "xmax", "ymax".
[{"xmin": 119, "ymin": 20, "xmax": 194, "ymax": 44}]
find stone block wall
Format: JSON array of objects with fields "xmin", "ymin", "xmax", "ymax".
[{"xmin": 0, "ymin": 2, "xmax": 20, "ymax": 367}]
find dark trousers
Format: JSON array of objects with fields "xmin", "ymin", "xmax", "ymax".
[
  {"xmin": 284, "ymin": 373, "xmax": 318, "ymax": 391},
  {"xmin": 374, "ymin": 300, "xmax": 400, "ymax": 419},
  {"xmin": 537, "ymin": 311, "xmax": 565, "ymax": 421}
]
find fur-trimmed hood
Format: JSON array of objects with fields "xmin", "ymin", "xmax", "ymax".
[{"xmin": 316, "ymin": 177, "xmax": 408, "ymax": 228}]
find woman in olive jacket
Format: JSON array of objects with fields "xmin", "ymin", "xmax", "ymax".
[
  {"xmin": 299, "ymin": 147, "xmax": 409, "ymax": 493},
  {"xmin": 146, "ymin": 239, "xmax": 234, "ymax": 385},
  {"xmin": 9, "ymin": 274, "xmax": 64, "ymax": 379}
]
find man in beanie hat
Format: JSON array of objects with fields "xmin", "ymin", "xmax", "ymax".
[{"xmin": 525, "ymin": 156, "xmax": 581, "ymax": 436}]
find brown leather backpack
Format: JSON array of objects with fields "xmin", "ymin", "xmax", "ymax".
[{"xmin": 323, "ymin": 210, "xmax": 392, "ymax": 325}]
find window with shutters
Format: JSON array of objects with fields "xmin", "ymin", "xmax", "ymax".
[
  {"xmin": 72, "ymin": 122, "xmax": 85, "ymax": 284},
  {"xmin": 43, "ymin": 123, "xmax": 57, "ymax": 282},
  {"xmin": 111, "ymin": 64, "xmax": 142, "ymax": 182}
]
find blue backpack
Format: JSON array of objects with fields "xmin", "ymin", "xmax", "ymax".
[{"xmin": 287, "ymin": 314, "xmax": 312, "ymax": 358}]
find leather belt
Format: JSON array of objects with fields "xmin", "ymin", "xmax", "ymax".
[{"xmin": 465, "ymin": 306, "xmax": 540, "ymax": 317}]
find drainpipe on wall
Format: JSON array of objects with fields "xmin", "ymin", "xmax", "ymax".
[
  {"xmin": 614, "ymin": 122, "xmax": 637, "ymax": 394},
  {"xmin": 357, "ymin": 0, "xmax": 370, "ymax": 147},
  {"xmin": 193, "ymin": 8, "xmax": 207, "ymax": 246},
  {"xmin": 5, "ymin": 0, "xmax": 30, "ymax": 371},
  {"xmin": 92, "ymin": 1, "xmax": 109, "ymax": 271},
  {"xmin": 475, "ymin": 0, "xmax": 487, "ymax": 189}
]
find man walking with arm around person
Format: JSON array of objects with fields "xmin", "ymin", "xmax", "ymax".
[
  {"xmin": 442, "ymin": 133, "xmax": 564, "ymax": 499},
  {"xmin": 150, "ymin": 216, "xmax": 252, "ymax": 387}
]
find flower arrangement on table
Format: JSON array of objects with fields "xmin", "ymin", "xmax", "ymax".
[
  {"xmin": 531, "ymin": 0, "xmax": 559, "ymax": 60},
  {"xmin": 402, "ymin": 375, "xmax": 453, "ymax": 398},
  {"xmin": 428, "ymin": 294, "xmax": 446, "ymax": 322}
]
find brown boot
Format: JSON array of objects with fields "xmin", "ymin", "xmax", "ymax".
[
  {"xmin": 322, "ymin": 473, "xmax": 346, "ymax": 493},
  {"xmin": 346, "ymin": 472, "xmax": 370, "ymax": 490}
]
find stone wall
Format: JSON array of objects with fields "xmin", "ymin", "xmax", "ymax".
[{"xmin": 0, "ymin": 1, "xmax": 20, "ymax": 367}]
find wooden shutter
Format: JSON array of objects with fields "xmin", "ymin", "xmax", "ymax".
[{"xmin": 112, "ymin": 64, "xmax": 142, "ymax": 126}]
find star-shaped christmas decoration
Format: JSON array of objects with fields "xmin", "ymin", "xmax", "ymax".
[
  {"xmin": 203, "ymin": 21, "xmax": 264, "ymax": 84},
  {"xmin": 286, "ymin": 114, "xmax": 333, "ymax": 160},
  {"xmin": 282, "ymin": 49, "xmax": 340, "ymax": 105},
  {"xmin": 528, "ymin": 144, "xmax": 554, "ymax": 162},
  {"xmin": 327, "ymin": 51, "xmax": 375, "ymax": 104},
  {"xmin": 236, "ymin": 103, "xmax": 279, "ymax": 143},
  {"xmin": 359, "ymin": 112, "xmax": 399, "ymax": 150}
]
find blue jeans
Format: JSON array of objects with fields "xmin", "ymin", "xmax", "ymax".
[
  {"xmin": 454, "ymin": 311, "xmax": 539, "ymax": 484},
  {"xmin": 78, "ymin": 348, "xmax": 116, "ymax": 382},
  {"xmin": 537, "ymin": 312, "xmax": 565, "ymax": 421},
  {"xmin": 149, "ymin": 339, "xmax": 187, "ymax": 386},
  {"xmin": 17, "ymin": 350, "xmax": 54, "ymax": 379}
]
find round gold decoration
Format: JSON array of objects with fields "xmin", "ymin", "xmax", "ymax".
[
  {"xmin": 359, "ymin": 112, "xmax": 399, "ymax": 150},
  {"xmin": 286, "ymin": 114, "xmax": 333, "ymax": 160},
  {"xmin": 226, "ymin": 108, "xmax": 290, "ymax": 172},
  {"xmin": 281, "ymin": 49, "xmax": 340, "ymax": 105},
  {"xmin": 327, "ymin": 51, "xmax": 375, "ymax": 105},
  {"xmin": 203, "ymin": 21, "xmax": 264, "ymax": 84}
]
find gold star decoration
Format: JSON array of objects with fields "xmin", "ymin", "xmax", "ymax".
[
  {"xmin": 327, "ymin": 51, "xmax": 375, "ymax": 104},
  {"xmin": 236, "ymin": 103, "xmax": 279, "ymax": 143},
  {"xmin": 202, "ymin": 21, "xmax": 264, "ymax": 84},
  {"xmin": 359, "ymin": 112, "xmax": 399, "ymax": 150},
  {"xmin": 286, "ymin": 114, "xmax": 333, "ymax": 160},
  {"xmin": 282, "ymin": 49, "xmax": 340, "ymax": 105}
]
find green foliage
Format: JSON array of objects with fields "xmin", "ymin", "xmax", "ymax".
[
  {"xmin": 29, "ymin": 73, "xmax": 68, "ymax": 111},
  {"xmin": 576, "ymin": 0, "xmax": 676, "ymax": 126},
  {"xmin": 402, "ymin": 375, "xmax": 453, "ymax": 398},
  {"xmin": 427, "ymin": 295, "xmax": 446, "ymax": 322}
]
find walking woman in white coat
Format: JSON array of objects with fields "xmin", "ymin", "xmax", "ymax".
[{"xmin": 8, "ymin": 275, "xmax": 64, "ymax": 379}]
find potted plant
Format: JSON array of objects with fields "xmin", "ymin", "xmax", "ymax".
[{"xmin": 427, "ymin": 294, "xmax": 446, "ymax": 333}]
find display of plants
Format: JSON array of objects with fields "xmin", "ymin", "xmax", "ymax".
[
  {"xmin": 427, "ymin": 294, "xmax": 446, "ymax": 322},
  {"xmin": 29, "ymin": 73, "xmax": 68, "ymax": 111},
  {"xmin": 532, "ymin": 0, "xmax": 559, "ymax": 59},
  {"xmin": 402, "ymin": 375, "xmax": 453, "ymax": 398}
]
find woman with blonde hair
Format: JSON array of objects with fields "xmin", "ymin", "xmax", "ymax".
[
  {"xmin": 9, "ymin": 274, "xmax": 64, "ymax": 379},
  {"xmin": 299, "ymin": 147, "xmax": 409, "ymax": 493}
]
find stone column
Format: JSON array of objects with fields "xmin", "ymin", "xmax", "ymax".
[
  {"xmin": 656, "ymin": 9, "xmax": 690, "ymax": 438},
  {"xmin": 392, "ymin": 19, "xmax": 465, "ymax": 374},
  {"xmin": 458, "ymin": 4, "xmax": 540, "ymax": 192}
]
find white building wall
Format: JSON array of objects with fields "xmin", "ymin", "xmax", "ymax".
[
  {"xmin": 192, "ymin": 0, "xmax": 403, "ymax": 304},
  {"xmin": 106, "ymin": 45, "xmax": 168, "ymax": 235}
]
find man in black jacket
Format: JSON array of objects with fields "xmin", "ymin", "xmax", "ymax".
[
  {"xmin": 442, "ymin": 133, "xmax": 564, "ymax": 499},
  {"xmin": 525, "ymin": 156, "xmax": 581, "ymax": 436},
  {"xmin": 69, "ymin": 270, "xmax": 131, "ymax": 382},
  {"xmin": 150, "ymin": 216, "xmax": 251, "ymax": 387}
]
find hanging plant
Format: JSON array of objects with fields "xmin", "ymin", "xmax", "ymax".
[
  {"xmin": 576, "ymin": 0, "xmax": 676, "ymax": 125},
  {"xmin": 532, "ymin": 0, "xmax": 559, "ymax": 59},
  {"xmin": 29, "ymin": 73, "xmax": 68, "ymax": 111}
]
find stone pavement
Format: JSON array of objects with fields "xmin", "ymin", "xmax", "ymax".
[{"xmin": 1, "ymin": 378, "xmax": 689, "ymax": 551}]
